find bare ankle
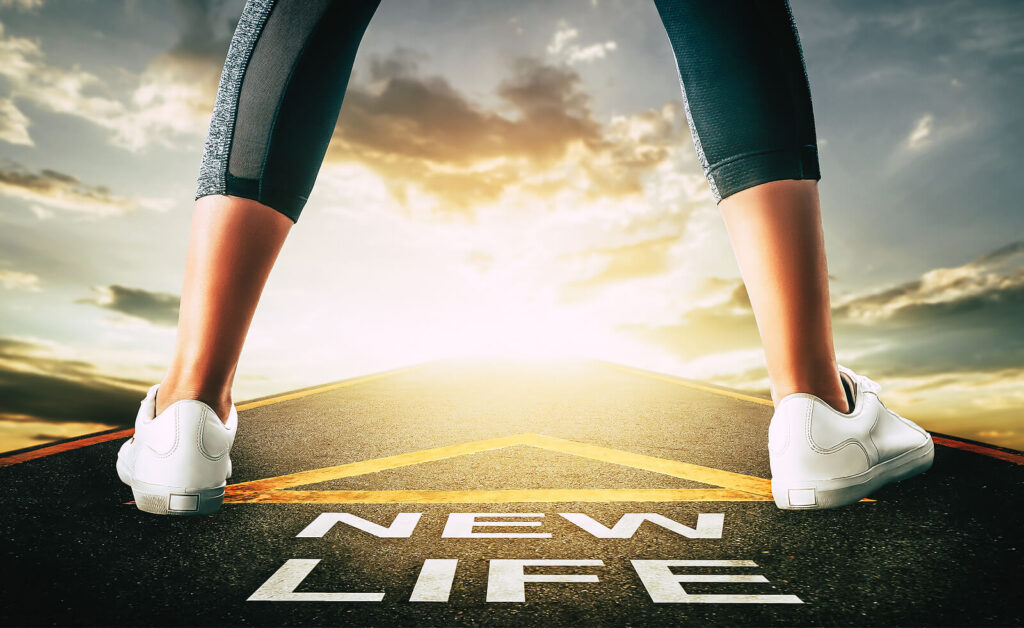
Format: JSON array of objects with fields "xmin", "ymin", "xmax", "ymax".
[
  {"xmin": 155, "ymin": 383, "xmax": 233, "ymax": 424},
  {"xmin": 818, "ymin": 393, "xmax": 850, "ymax": 414},
  {"xmin": 771, "ymin": 377, "xmax": 850, "ymax": 413}
]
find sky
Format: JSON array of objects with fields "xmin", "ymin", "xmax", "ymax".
[{"xmin": 0, "ymin": 0, "xmax": 1022, "ymax": 453}]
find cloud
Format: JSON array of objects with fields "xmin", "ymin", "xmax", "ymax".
[
  {"xmin": 546, "ymin": 21, "xmax": 578, "ymax": 55},
  {"xmin": 871, "ymin": 367, "xmax": 1024, "ymax": 450},
  {"xmin": 826, "ymin": 243, "xmax": 1024, "ymax": 380},
  {"xmin": 583, "ymin": 102, "xmax": 688, "ymax": 198},
  {"xmin": 694, "ymin": 276, "xmax": 752, "ymax": 309},
  {"xmin": 0, "ymin": 97, "xmax": 31, "ymax": 145},
  {"xmin": 75, "ymin": 285, "xmax": 180, "ymax": 327},
  {"xmin": 163, "ymin": 0, "xmax": 238, "ymax": 64},
  {"xmin": 327, "ymin": 49, "xmax": 689, "ymax": 216},
  {"xmin": 615, "ymin": 275, "xmax": 759, "ymax": 361},
  {"xmin": 327, "ymin": 52, "xmax": 602, "ymax": 212},
  {"xmin": 970, "ymin": 240, "xmax": 1024, "ymax": 266},
  {"xmin": 0, "ymin": 269, "xmax": 40, "ymax": 291},
  {"xmin": 789, "ymin": 0, "xmax": 1019, "ymax": 188},
  {"xmin": 0, "ymin": 7, "xmax": 232, "ymax": 151},
  {"xmin": 906, "ymin": 113, "xmax": 933, "ymax": 149},
  {"xmin": 115, "ymin": 0, "xmax": 239, "ymax": 150},
  {"xmin": 562, "ymin": 234, "xmax": 684, "ymax": 299},
  {"xmin": 833, "ymin": 240, "xmax": 1024, "ymax": 322},
  {"xmin": 546, "ymin": 19, "xmax": 617, "ymax": 65},
  {"xmin": 892, "ymin": 110, "xmax": 976, "ymax": 163},
  {"xmin": 606, "ymin": 241, "xmax": 1024, "ymax": 450},
  {"xmin": 336, "ymin": 52, "xmax": 599, "ymax": 163},
  {"xmin": 0, "ymin": 336, "xmax": 147, "ymax": 429},
  {"xmin": 0, "ymin": 416, "xmax": 117, "ymax": 454},
  {"xmin": 0, "ymin": 334, "xmax": 152, "ymax": 452},
  {"xmin": 566, "ymin": 40, "xmax": 617, "ymax": 64},
  {"xmin": 0, "ymin": 0, "xmax": 42, "ymax": 11},
  {"xmin": 0, "ymin": 163, "xmax": 171, "ymax": 217},
  {"xmin": 582, "ymin": 236, "xmax": 678, "ymax": 282},
  {"xmin": 616, "ymin": 240, "xmax": 1024, "ymax": 382},
  {"xmin": 368, "ymin": 46, "xmax": 422, "ymax": 82},
  {"xmin": 841, "ymin": 238, "xmax": 1023, "ymax": 378},
  {"xmin": 977, "ymin": 430, "xmax": 1016, "ymax": 439},
  {"xmin": 0, "ymin": 20, "xmax": 129, "ymax": 147}
]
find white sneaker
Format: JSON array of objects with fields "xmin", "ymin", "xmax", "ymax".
[
  {"xmin": 116, "ymin": 384, "xmax": 237, "ymax": 515},
  {"xmin": 768, "ymin": 364, "xmax": 933, "ymax": 510}
]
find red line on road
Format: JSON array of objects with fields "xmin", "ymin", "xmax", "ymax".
[
  {"xmin": 931, "ymin": 434, "xmax": 1024, "ymax": 466},
  {"xmin": 0, "ymin": 428, "xmax": 134, "ymax": 469},
  {"xmin": 0, "ymin": 364, "xmax": 421, "ymax": 469}
]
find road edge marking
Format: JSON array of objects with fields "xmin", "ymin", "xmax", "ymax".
[
  {"xmin": 0, "ymin": 428, "xmax": 135, "ymax": 469},
  {"xmin": 603, "ymin": 362, "xmax": 1024, "ymax": 465},
  {"xmin": 0, "ymin": 363, "xmax": 420, "ymax": 469},
  {"xmin": 602, "ymin": 362, "xmax": 775, "ymax": 407},
  {"xmin": 235, "ymin": 365, "xmax": 418, "ymax": 411},
  {"xmin": 5, "ymin": 360, "xmax": 1022, "ymax": 469},
  {"xmin": 931, "ymin": 435, "xmax": 1024, "ymax": 466}
]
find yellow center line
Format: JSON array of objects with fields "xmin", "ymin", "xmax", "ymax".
[
  {"xmin": 226, "ymin": 488, "xmax": 768, "ymax": 504},
  {"xmin": 236, "ymin": 365, "xmax": 419, "ymax": 411},
  {"xmin": 602, "ymin": 362, "xmax": 775, "ymax": 407},
  {"xmin": 524, "ymin": 434, "xmax": 772, "ymax": 496},
  {"xmin": 226, "ymin": 433, "xmax": 530, "ymax": 493}
]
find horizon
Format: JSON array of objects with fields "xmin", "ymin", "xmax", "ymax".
[{"xmin": 1, "ymin": 0, "xmax": 1022, "ymax": 453}]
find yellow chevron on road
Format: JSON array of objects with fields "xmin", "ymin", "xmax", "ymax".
[{"xmin": 223, "ymin": 432, "xmax": 777, "ymax": 504}]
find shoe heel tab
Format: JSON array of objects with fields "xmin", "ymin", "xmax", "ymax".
[
  {"xmin": 183, "ymin": 399, "xmax": 237, "ymax": 433},
  {"xmin": 223, "ymin": 405, "xmax": 238, "ymax": 431},
  {"xmin": 136, "ymin": 384, "xmax": 160, "ymax": 423},
  {"xmin": 773, "ymin": 393, "xmax": 817, "ymax": 415},
  {"xmin": 150, "ymin": 395, "xmax": 236, "ymax": 431},
  {"xmin": 162, "ymin": 399, "xmax": 218, "ymax": 423},
  {"xmin": 769, "ymin": 395, "xmax": 814, "ymax": 457}
]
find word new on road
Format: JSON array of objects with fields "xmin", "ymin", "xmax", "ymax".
[{"xmin": 247, "ymin": 511, "xmax": 804, "ymax": 604}]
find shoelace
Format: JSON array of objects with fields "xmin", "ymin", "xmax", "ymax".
[{"xmin": 837, "ymin": 363, "xmax": 882, "ymax": 395}]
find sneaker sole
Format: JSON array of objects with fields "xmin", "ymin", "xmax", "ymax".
[
  {"xmin": 771, "ymin": 436, "xmax": 935, "ymax": 510},
  {"xmin": 131, "ymin": 479, "xmax": 225, "ymax": 516},
  {"xmin": 116, "ymin": 459, "xmax": 225, "ymax": 516}
]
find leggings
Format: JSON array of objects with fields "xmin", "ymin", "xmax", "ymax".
[{"xmin": 195, "ymin": 0, "xmax": 820, "ymax": 224}]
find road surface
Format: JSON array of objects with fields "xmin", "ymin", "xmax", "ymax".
[{"xmin": 2, "ymin": 359, "xmax": 1021, "ymax": 626}]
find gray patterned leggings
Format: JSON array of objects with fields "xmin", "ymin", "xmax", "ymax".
[{"xmin": 196, "ymin": 0, "xmax": 820, "ymax": 224}]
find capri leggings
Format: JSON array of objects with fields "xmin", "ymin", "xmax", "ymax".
[{"xmin": 195, "ymin": 0, "xmax": 820, "ymax": 223}]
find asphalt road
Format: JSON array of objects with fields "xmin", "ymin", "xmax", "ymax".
[{"xmin": 2, "ymin": 359, "xmax": 1022, "ymax": 626}]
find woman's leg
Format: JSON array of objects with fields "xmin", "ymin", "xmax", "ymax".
[
  {"xmin": 155, "ymin": 196, "xmax": 292, "ymax": 421},
  {"xmin": 718, "ymin": 180, "xmax": 847, "ymax": 412},
  {"xmin": 157, "ymin": 0, "xmax": 381, "ymax": 421},
  {"xmin": 653, "ymin": 0, "xmax": 847, "ymax": 412}
]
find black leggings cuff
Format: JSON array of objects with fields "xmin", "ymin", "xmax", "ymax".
[
  {"xmin": 194, "ymin": 174, "xmax": 305, "ymax": 224},
  {"xmin": 710, "ymin": 145, "xmax": 820, "ymax": 203}
]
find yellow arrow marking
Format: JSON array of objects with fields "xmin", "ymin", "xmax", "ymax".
[
  {"xmin": 224, "ymin": 433, "xmax": 777, "ymax": 504},
  {"xmin": 108, "ymin": 360, "xmax": 873, "ymax": 505},
  {"xmin": 228, "ymin": 488, "xmax": 768, "ymax": 504}
]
